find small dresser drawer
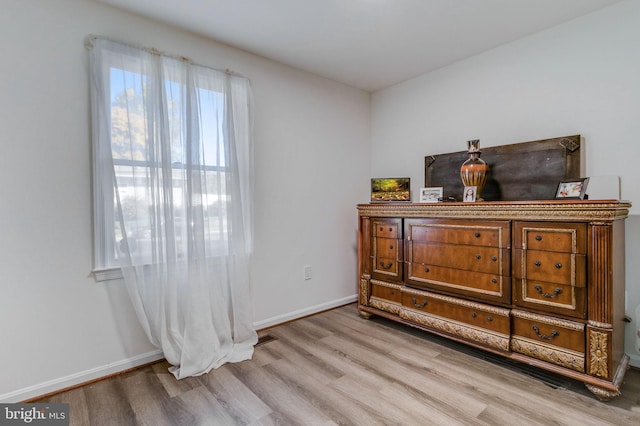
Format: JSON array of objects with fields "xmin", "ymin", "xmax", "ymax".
[
  {"xmin": 372, "ymin": 257, "xmax": 402, "ymax": 279},
  {"xmin": 514, "ymin": 222, "xmax": 586, "ymax": 254},
  {"xmin": 406, "ymin": 219, "xmax": 510, "ymax": 248},
  {"xmin": 374, "ymin": 237, "xmax": 399, "ymax": 259},
  {"xmin": 373, "ymin": 220, "xmax": 400, "ymax": 239},
  {"xmin": 371, "ymin": 280, "xmax": 402, "ymax": 303},
  {"xmin": 514, "ymin": 278, "xmax": 586, "ymax": 319},
  {"xmin": 511, "ymin": 310, "xmax": 585, "ymax": 372},
  {"xmin": 514, "ymin": 249, "xmax": 586, "ymax": 286}
]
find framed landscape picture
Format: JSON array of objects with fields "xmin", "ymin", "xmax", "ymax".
[{"xmin": 371, "ymin": 178, "xmax": 411, "ymax": 202}]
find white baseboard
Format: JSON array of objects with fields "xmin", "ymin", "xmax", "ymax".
[
  {"xmin": 253, "ymin": 294, "xmax": 357, "ymax": 330},
  {"xmin": 1, "ymin": 296, "xmax": 357, "ymax": 403},
  {"xmin": 0, "ymin": 349, "xmax": 164, "ymax": 403}
]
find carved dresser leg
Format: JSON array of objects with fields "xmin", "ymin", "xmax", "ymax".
[
  {"xmin": 358, "ymin": 310, "xmax": 372, "ymax": 320},
  {"xmin": 584, "ymin": 384, "xmax": 621, "ymax": 401}
]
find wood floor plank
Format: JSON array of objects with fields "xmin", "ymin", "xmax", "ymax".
[
  {"xmin": 198, "ymin": 364, "xmax": 272, "ymax": 424},
  {"xmin": 34, "ymin": 304, "xmax": 640, "ymax": 425}
]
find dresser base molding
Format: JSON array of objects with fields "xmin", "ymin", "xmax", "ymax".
[
  {"xmin": 400, "ymin": 307, "xmax": 510, "ymax": 352},
  {"xmin": 357, "ymin": 201, "xmax": 630, "ymax": 400}
]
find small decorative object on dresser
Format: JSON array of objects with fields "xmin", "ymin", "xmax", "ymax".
[
  {"xmin": 463, "ymin": 186, "xmax": 477, "ymax": 202},
  {"xmin": 460, "ymin": 139, "xmax": 489, "ymax": 201},
  {"xmin": 371, "ymin": 178, "xmax": 411, "ymax": 202},
  {"xmin": 357, "ymin": 200, "xmax": 631, "ymax": 400},
  {"xmin": 556, "ymin": 177, "xmax": 589, "ymax": 199},
  {"xmin": 420, "ymin": 187, "xmax": 443, "ymax": 203}
]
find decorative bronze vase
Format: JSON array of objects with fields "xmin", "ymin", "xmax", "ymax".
[{"xmin": 460, "ymin": 139, "xmax": 489, "ymax": 201}]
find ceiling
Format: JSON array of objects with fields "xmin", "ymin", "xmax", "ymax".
[{"xmin": 96, "ymin": 0, "xmax": 622, "ymax": 92}]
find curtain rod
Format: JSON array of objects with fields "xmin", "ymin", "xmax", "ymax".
[{"xmin": 84, "ymin": 34, "xmax": 246, "ymax": 78}]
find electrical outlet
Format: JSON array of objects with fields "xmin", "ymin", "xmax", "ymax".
[{"xmin": 304, "ymin": 265, "xmax": 312, "ymax": 280}]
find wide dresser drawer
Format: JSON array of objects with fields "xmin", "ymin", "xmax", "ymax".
[
  {"xmin": 405, "ymin": 219, "xmax": 511, "ymax": 304},
  {"xmin": 399, "ymin": 287, "xmax": 510, "ymax": 352},
  {"xmin": 407, "ymin": 220, "xmax": 509, "ymax": 247},
  {"xmin": 510, "ymin": 309, "xmax": 585, "ymax": 372}
]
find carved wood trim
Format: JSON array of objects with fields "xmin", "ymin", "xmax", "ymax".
[
  {"xmin": 357, "ymin": 201, "xmax": 630, "ymax": 222},
  {"xmin": 511, "ymin": 337, "xmax": 585, "ymax": 372},
  {"xmin": 400, "ymin": 308, "xmax": 510, "ymax": 351},
  {"xmin": 588, "ymin": 223, "xmax": 613, "ymax": 325},
  {"xmin": 359, "ymin": 277, "xmax": 370, "ymax": 306},
  {"xmin": 369, "ymin": 297, "xmax": 402, "ymax": 315},
  {"xmin": 588, "ymin": 329, "xmax": 609, "ymax": 379}
]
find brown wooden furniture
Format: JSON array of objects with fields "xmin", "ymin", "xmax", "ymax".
[{"xmin": 357, "ymin": 200, "xmax": 631, "ymax": 400}]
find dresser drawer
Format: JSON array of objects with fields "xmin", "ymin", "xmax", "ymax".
[
  {"xmin": 401, "ymin": 289, "xmax": 510, "ymax": 335},
  {"xmin": 514, "ymin": 278, "xmax": 586, "ymax": 319},
  {"xmin": 406, "ymin": 219, "xmax": 510, "ymax": 248},
  {"xmin": 371, "ymin": 256, "xmax": 402, "ymax": 280},
  {"xmin": 514, "ymin": 249, "xmax": 586, "ymax": 286},
  {"xmin": 409, "ymin": 242, "xmax": 509, "ymax": 275},
  {"xmin": 371, "ymin": 280, "xmax": 402, "ymax": 303},
  {"xmin": 373, "ymin": 219, "xmax": 400, "ymax": 239},
  {"xmin": 374, "ymin": 237, "xmax": 399, "ymax": 259},
  {"xmin": 511, "ymin": 310, "xmax": 585, "ymax": 372},
  {"xmin": 400, "ymin": 288, "xmax": 511, "ymax": 351},
  {"xmin": 406, "ymin": 263, "xmax": 510, "ymax": 304},
  {"xmin": 514, "ymin": 222, "xmax": 586, "ymax": 254},
  {"xmin": 371, "ymin": 219, "xmax": 403, "ymax": 282}
]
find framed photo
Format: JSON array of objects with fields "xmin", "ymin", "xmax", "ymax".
[
  {"xmin": 420, "ymin": 187, "xmax": 443, "ymax": 203},
  {"xmin": 463, "ymin": 186, "xmax": 477, "ymax": 202},
  {"xmin": 555, "ymin": 177, "xmax": 589, "ymax": 200},
  {"xmin": 371, "ymin": 178, "xmax": 411, "ymax": 202}
]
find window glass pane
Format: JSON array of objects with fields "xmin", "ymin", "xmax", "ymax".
[{"xmin": 110, "ymin": 67, "xmax": 148, "ymax": 161}]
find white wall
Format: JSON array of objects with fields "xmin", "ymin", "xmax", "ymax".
[
  {"xmin": 0, "ymin": 0, "xmax": 370, "ymax": 401},
  {"xmin": 371, "ymin": 0, "xmax": 640, "ymax": 366}
]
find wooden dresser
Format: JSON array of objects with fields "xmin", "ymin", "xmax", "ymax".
[{"xmin": 357, "ymin": 200, "xmax": 631, "ymax": 400}]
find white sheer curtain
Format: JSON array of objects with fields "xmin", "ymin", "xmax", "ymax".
[{"xmin": 89, "ymin": 37, "xmax": 257, "ymax": 378}]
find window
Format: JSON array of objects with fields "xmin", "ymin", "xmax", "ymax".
[{"xmin": 89, "ymin": 38, "xmax": 253, "ymax": 278}]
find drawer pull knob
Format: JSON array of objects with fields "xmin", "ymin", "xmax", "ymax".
[
  {"xmin": 491, "ymin": 256, "xmax": 497, "ymax": 262},
  {"xmin": 492, "ymin": 278, "xmax": 498, "ymax": 283},
  {"xmin": 534, "ymin": 260, "xmax": 541, "ymax": 267},
  {"xmin": 389, "ymin": 227, "xmax": 393, "ymax": 232},
  {"xmin": 475, "ymin": 232, "xmax": 481, "ymax": 238},
  {"xmin": 471, "ymin": 312, "xmax": 477, "ymax": 318},
  {"xmin": 390, "ymin": 290, "xmax": 395, "ymax": 295},
  {"xmin": 380, "ymin": 261, "xmax": 393, "ymax": 270},
  {"xmin": 534, "ymin": 285, "xmax": 562, "ymax": 298},
  {"xmin": 412, "ymin": 297, "xmax": 428, "ymax": 308},
  {"xmin": 389, "ymin": 245, "xmax": 393, "ymax": 249},
  {"xmin": 535, "ymin": 235, "xmax": 542, "ymax": 241},
  {"xmin": 424, "ymin": 267, "xmax": 430, "ymax": 273},
  {"xmin": 555, "ymin": 263, "xmax": 562, "ymax": 269},
  {"xmin": 486, "ymin": 316, "xmax": 493, "ymax": 322},
  {"xmin": 380, "ymin": 227, "xmax": 383, "ymax": 231},
  {"xmin": 476, "ymin": 254, "xmax": 481, "ymax": 260},
  {"xmin": 532, "ymin": 325, "xmax": 559, "ymax": 340}
]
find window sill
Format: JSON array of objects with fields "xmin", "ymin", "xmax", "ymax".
[{"xmin": 93, "ymin": 267, "xmax": 123, "ymax": 282}]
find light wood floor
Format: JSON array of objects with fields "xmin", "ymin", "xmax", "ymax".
[{"xmin": 38, "ymin": 303, "xmax": 640, "ymax": 425}]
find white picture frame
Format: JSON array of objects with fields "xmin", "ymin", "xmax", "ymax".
[
  {"xmin": 420, "ymin": 187, "xmax": 443, "ymax": 203},
  {"xmin": 463, "ymin": 186, "xmax": 477, "ymax": 202}
]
